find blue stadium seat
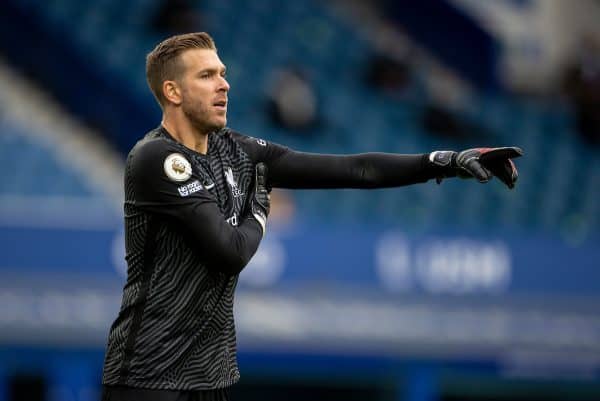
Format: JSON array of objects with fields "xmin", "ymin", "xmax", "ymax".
[
  {"xmin": 0, "ymin": 118, "xmax": 98, "ymax": 198},
  {"xmin": 12, "ymin": 0, "xmax": 599, "ymax": 234}
]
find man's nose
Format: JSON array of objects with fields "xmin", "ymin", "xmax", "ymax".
[{"xmin": 218, "ymin": 76, "xmax": 230, "ymax": 92}]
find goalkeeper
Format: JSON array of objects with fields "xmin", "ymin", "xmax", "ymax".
[{"xmin": 101, "ymin": 32, "xmax": 522, "ymax": 401}]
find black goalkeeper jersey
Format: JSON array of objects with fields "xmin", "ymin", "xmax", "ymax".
[{"xmin": 102, "ymin": 125, "xmax": 443, "ymax": 391}]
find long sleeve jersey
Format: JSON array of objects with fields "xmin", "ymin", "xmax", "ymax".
[{"xmin": 102, "ymin": 125, "xmax": 443, "ymax": 391}]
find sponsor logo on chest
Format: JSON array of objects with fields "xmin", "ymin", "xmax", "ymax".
[{"xmin": 226, "ymin": 213, "xmax": 238, "ymax": 226}]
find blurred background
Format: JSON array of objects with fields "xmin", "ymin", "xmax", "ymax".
[{"xmin": 1, "ymin": 0, "xmax": 599, "ymax": 400}]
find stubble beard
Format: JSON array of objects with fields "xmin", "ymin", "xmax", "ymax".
[{"xmin": 182, "ymin": 99, "xmax": 225, "ymax": 135}]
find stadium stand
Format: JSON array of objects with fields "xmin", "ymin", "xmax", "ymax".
[
  {"xmin": 0, "ymin": 59, "xmax": 122, "ymax": 227},
  {"xmin": 3, "ymin": 0, "xmax": 598, "ymax": 238},
  {"xmin": 1, "ymin": 2, "xmax": 600, "ymax": 401}
]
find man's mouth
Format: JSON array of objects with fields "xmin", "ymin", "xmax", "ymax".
[{"xmin": 214, "ymin": 100, "xmax": 227, "ymax": 110}]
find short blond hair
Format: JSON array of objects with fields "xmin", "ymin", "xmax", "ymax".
[{"xmin": 146, "ymin": 32, "xmax": 217, "ymax": 107}]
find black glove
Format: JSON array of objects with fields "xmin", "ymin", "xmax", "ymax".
[
  {"xmin": 251, "ymin": 163, "xmax": 270, "ymax": 236},
  {"xmin": 479, "ymin": 147, "xmax": 522, "ymax": 189},
  {"xmin": 429, "ymin": 147, "xmax": 523, "ymax": 189}
]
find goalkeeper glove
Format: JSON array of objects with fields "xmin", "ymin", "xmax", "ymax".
[
  {"xmin": 429, "ymin": 147, "xmax": 523, "ymax": 189},
  {"xmin": 251, "ymin": 163, "xmax": 270, "ymax": 235}
]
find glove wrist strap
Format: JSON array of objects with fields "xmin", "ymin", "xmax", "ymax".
[
  {"xmin": 251, "ymin": 206, "xmax": 267, "ymax": 237},
  {"xmin": 429, "ymin": 151, "xmax": 458, "ymax": 184},
  {"xmin": 429, "ymin": 150, "xmax": 456, "ymax": 167}
]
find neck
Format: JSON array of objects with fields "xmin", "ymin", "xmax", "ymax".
[{"xmin": 161, "ymin": 109, "xmax": 210, "ymax": 154}]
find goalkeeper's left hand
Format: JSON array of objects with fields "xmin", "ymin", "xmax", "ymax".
[{"xmin": 429, "ymin": 147, "xmax": 523, "ymax": 189}]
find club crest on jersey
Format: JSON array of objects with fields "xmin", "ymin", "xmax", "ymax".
[
  {"xmin": 225, "ymin": 167, "xmax": 243, "ymax": 198},
  {"xmin": 164, "ymin": 153, "xmax": 192, "ymax": 182}
]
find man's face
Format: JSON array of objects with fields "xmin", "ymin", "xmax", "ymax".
[{"xmin": 177, "ymin": 48, "xmax": 230, "ymax": 133}]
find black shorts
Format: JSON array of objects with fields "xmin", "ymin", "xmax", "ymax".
[{"xmin": 101, "ymin": 385, "xmax": 231, "ymax": 401}]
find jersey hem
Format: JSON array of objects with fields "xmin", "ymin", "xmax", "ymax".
[{"xmin": 102, "ymin": 374, "xmax": 240, "ymax": 392}]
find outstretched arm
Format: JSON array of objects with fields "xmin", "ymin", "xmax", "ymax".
[
  {"xmin": 231, "ymin": 130, "xmax": 522, "ymax": 190},
  {"xmin": 232, "ymin": 131, "xmax": 445, "ymax": 189},
  {"xmin": 267, "ymin": 150, "xmax": 439, "ymax": 189}
]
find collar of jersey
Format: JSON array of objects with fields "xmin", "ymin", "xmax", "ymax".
[{"xmin": 158, "ymin": 125, "xmax": 216, "ymax": 159}]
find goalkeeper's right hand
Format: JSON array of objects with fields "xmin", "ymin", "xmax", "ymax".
[{"xmin": 251, "ymin": 163, "xmax": 270, "ymax": 236}]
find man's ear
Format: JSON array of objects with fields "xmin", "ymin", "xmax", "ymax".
[{"xmin": 163, "ymin": 80, "xmax": 182, "ymax": 106}]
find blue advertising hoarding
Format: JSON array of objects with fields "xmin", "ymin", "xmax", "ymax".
[{"xmin": 1, "ymin": 222, "xmax": 599, "ymax": 360}]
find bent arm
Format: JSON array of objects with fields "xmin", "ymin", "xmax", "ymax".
[
  {"xmin": 131, "ymin": 138, "xmax": 263, "ymax": 275},
  {"xmin": 162, "ymin": 200, "xmax": 263, "ymax": 276}
]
